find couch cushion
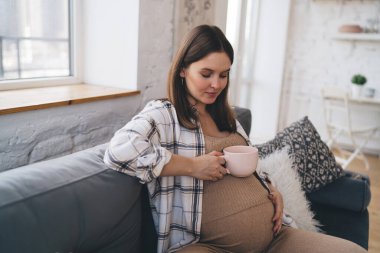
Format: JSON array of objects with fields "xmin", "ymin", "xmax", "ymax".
[
  {"xmin": 0, "ymin": 144, "xmax": 143, "ymax": 253},
  {"xmin": 233, "ymin": 106, "xmax": 252, "ymax": 136},
  {"xmin": 256, "ymin": 116, "xmax": 344, "ymax": 192},
  {"xmin": 307, "ymin": 171, "xmax": 371, "ymax": 212}
]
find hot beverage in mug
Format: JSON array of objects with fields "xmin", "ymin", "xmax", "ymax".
[{"xmin": 222, "ymin": 145, "xmax": 259, "ymax": 177}]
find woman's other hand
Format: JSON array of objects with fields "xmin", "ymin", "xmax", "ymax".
[
  {"xmin": 267, "ymin": 183, "xmax": 284, "ymax": 235},
  {"xmin": 191, "ymin": 151, "xmax": 228, "ymax": 181}
]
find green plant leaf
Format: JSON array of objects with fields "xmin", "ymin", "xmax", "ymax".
[{"xmin": 351, "ymin": 74, "xmax": 367, "ymax": 85}]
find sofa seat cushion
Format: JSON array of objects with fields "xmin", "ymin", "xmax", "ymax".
[{"xmin": 0, "ymin": 144, "xmax": 142, "ymax": 253}]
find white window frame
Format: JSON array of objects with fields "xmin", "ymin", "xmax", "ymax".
[{"xmin": 0, "ymin": 0, "xmax": 83, "ymax": 91}]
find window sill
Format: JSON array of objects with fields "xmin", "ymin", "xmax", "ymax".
[{"xmin": 0, "ymin": 84, "xmax": 140, "ymax": 115}]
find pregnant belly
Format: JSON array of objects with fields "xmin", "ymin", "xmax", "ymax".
[
  {"xmin": 200, "ymin": 174, "xmax": 275, "ymax": 252},
  {"xmin": 200, "ymin": 199, "xmax": 275, "ymax": 253}
]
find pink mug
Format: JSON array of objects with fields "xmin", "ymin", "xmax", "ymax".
[{"xmin": 223, "ymin": 145, "xmax": 258, "ymax": 177}]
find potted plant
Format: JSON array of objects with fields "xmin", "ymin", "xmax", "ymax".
[{"xmin": 351, "ymin": 74, "xmax": 367, "ymax": 98}]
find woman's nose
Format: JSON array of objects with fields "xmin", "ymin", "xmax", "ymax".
[{"xmin": 211, "ymin": 77, "xmax": 222, "ymax": 89}]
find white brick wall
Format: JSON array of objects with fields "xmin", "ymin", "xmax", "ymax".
[
  {"xmin": 0, "ymin": 96, "xmax": 141, "ymax": 171},
  {"xmin": 281, "ymin": 0, "xmax": 380, "ymax": 153}
]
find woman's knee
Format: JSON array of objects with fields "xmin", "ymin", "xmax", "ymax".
[
  {"xmin": 175, "ymin": 243, "xmax": 223, "ymax": 253},
  {"xmin": 266, "ymin": 227, "xmax": 367, "ymax": 253}
]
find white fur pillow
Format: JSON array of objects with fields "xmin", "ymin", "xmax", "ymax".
[{"xmin": 256, "ymin": 147, "xmax": 321, "ymax": 232}]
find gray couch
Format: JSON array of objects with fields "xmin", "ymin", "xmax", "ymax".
[{"xmin": 0, "ymin": 107, "xmax": 371, "ymax": 252}]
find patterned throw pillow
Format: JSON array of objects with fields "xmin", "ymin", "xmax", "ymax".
[{"xmin": 255, "ymin": 116, "xmax": 343, "ymax": 193}]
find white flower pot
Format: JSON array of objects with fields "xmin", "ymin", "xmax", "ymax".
[{"xmin": 351, "ymin": 85, "xmax": 363, "ymax": 98}]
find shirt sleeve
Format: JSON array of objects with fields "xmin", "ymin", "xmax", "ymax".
[{"xmin": 103, "ymin": 101, "xmax": 174, "ymax": 184}]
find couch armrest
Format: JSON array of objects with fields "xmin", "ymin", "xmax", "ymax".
[
  {"xmin": 306, "ymin": 171, "xmax": 371, "ymax": 212},
  {"xmin": 0, "ymin": 144, "xmax": 143, "ymax": 253}
]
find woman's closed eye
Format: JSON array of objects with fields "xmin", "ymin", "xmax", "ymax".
[
  {"xmin": 200, "ymin": 71, "xmax": 229, "ymax": 79},
  {"xmin": 220, "ymin": 72, "xmax": 229, "ymax": 79},
  {"xmin": 201, "ymin": 73, "xmax": 212, "ymax": 78},
  {"xmin": 200, "ymin": 69, "xmax": 212, "ymax": 78}
]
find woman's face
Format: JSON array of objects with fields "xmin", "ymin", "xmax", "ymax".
[{"xmin": 181, "ymin": 52, "xmax": 231, "ymax": 108}]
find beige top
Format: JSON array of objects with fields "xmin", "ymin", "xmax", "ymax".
[
  {"xmin": 201, "ymin": 133, "xmax": 275, "ymax": 252},
  {"xmin": 202, "ymin": 133, "xmax": 270, "ymax": 221}
]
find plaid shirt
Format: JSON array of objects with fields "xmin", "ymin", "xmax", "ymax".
[{"xmin": 104, "ymin": 100, "xmax": 252, "ymax": 252}]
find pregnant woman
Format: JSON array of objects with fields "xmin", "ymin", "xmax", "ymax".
[{"xmin": 104, "ymin": 25, "xmax": 366, "ymax": 253}]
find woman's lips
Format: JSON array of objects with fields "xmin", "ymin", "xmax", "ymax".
[{"xmin": 205, "ymin": 92, "xmax": 218, "ymax": 98}]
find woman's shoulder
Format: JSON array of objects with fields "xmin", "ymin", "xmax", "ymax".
[
  {"xmin": 140, "ymin": 99, "xmax": 177, "ymax": 121},
  {"xmin": 146, "ymin": 98, "xmax": 172, "ymax": 108},
  {"xmin": 143, "ymin": 99, "xmax": 174, "ymax": 112}
]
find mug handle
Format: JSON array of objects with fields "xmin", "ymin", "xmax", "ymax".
[{"xmin": 219, "ymin": 155, "xmax": 231, "ymax": 174}]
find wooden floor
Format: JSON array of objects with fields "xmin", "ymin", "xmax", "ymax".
[{"xmin": 342, "ymin": 153, "xmax": 380, "ymax": 253}]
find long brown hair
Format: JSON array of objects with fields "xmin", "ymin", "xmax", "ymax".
[{"xmin": 167, "ymin": 25, "xmax": 236, "ymax": 132}]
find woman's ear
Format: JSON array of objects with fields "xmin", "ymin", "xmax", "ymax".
[{"xmin": 180, "ymin": 69, "xmax": 186, "ymax": 78}]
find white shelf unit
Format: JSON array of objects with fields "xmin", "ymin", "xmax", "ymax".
[{"xmin": 332, "ymin": 33, "xmax": 380, "ymax": 41}]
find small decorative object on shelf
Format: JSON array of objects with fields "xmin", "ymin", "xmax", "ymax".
[
  {"xmin": 366, "ymin": 18, "xmax": 379, "ymax": 33},
  {"xmin": 363, "ymin": 87, "xmax": 376, "ymax": 98},
  {"xmin": 333, "ymin": 21, "xmax": 380, "ymax": 41},
  {"xmin": 338, "ymin": 24, "xmax": 363, "ymax": 33},
  {"xmin": 351, "ymin": 74, "xmax": 367, "ymax": 98}
]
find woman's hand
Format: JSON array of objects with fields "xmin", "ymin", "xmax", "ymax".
[
  {"xmin": 267, "ymin": 182, "xmax": 284, "ymax": 235},
  {"xmin": 191, "ymin": 151, "xmax": 228, "ymax": 181}
]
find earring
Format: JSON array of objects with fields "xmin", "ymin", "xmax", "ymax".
[{"xmin": 181, "ymin": 78, "xmax": 185, "ymax": 86}]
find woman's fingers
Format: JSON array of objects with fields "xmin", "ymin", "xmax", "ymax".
[
  {"xmin": 273, "ymin": 217, "xmax": 282, "ymax": 235},
  {"xmin": 270, "ymin": 194, "xmax": 282, "ymax": 220},
  {"xmin": 208, "ymin": 150, "xmax": 223, "ymax": 156},
  {"xmin": 206, "ymin": 151, "xmax": 227, "ymax": 180},
  {"xmin": 219, "ymin": 166, "xmax": 228, "ymax": 175},
  {"xmin": 268, "ymin": 191, "xmax": 283, "ymax": 235},
  {"xmin": 214, "ymin": 166, "xmax": 226, "ymax": 179}
]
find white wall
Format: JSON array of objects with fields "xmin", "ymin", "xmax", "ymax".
[
  {"xmin": 82, "ymin": 0, "xmax": 140, "ymax": 89},
  {"xmin": 281, "ymin": 0, "xmax": 380, "ymax": 153}
]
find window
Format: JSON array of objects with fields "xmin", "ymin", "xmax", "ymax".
[
  {"xmin": 0, "ymin": 0, "xmax": 77, "ymax": 88},
  {"xmin": 226, "ymin": 0, "xmax": 260, "ymax": 107}
]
